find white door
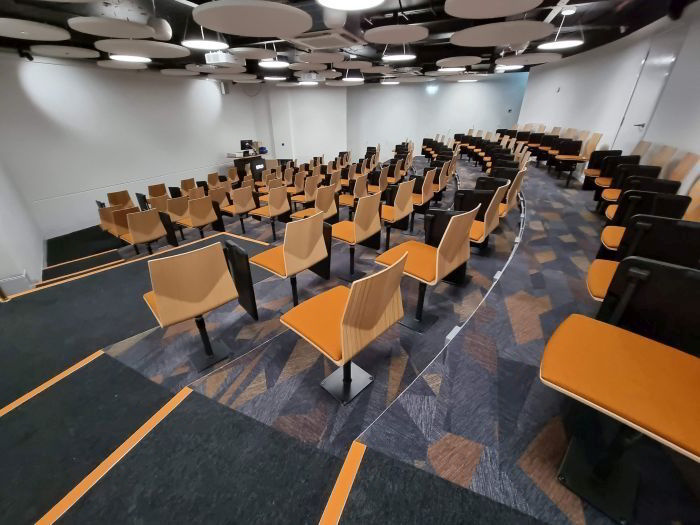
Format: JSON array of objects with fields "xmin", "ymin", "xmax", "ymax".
[{"xmin": 613, "ymin": 26, "xmax": 687, "ymax": 155}]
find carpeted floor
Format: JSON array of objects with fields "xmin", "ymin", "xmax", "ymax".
[{"xmin": 45, "ymin": 225, "xmax": 126, "ymax": 266}]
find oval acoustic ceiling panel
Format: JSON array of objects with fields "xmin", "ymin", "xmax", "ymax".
[
  {"xmin": 496, "ymin": 52, "xmax": 562, "ymax": 65},
  {"xmin": 193, "ymin": 0, "xmax": 312, "ymax": 38},
  {"xmin": 95, "ymin": 39, "xmax": 190, "ymax": 59},
  {"xmin": 445, "ymin": 0, "xmax": 543, "ymax": 20},
  {"xmin": 435, "ymin": 56, "xmax": 482, "ymax": 68},
  {"xmin": 451, "ymin": 20, "xmax": 554, "ymax": 47},
  {"xmin": 30, "ymin": 45, "xmax": 99, "ymax": 59},
  {"xmin": 319, "ymin": 69, "xmax": 342, "ymax": 79},
  {"xmin": 289, "ymin": 62, "xmax": 327, "ymax": 71},
  {"xmin": 364, "ymin": 24, "xmax": 429, "ymax": 44},
  {"xmin": 364, "ymin": 65, "xmax": 395, "ymax": 74},
  {"xmin": 0, "ymin": 18, "xmax": 70, "ymax": 41},
  {"xmin": 325, "ymin": 80, "xmax": 363, "ymax": 87},
  {"xmin": 297, "ymin": 51, "xmax": 346, "ymax": 63},
  {"xmin": 68, "ymin": 17, "xmax": 155, "ymax": 38},
  {"xmin": 209, "ymin": 72, "xmax": 258, "ymax": 81},
  {"xmin": 396, "ymin": 76, "xmax": 435, "ymax": 83},
  {"xmin": 186, "ymin": 64, "xmax": 219, "ymax": 73},
  {"xmin": 160, "ymin": 69, "xmax": 200, "ymax": 77},
  {"xmin": 229, "ymin": 47, "xmax": 276, "ymax": 60},
  {"xmin": 96, "ymin": 59, "xmax": 147, "ymax": 70}
]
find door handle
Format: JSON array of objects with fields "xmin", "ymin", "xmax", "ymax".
[{"xmin": 633, "ymin": 123, "xmax": 646, "ymax": 128}]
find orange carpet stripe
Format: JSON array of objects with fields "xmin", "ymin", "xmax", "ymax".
[
  {"xmin": 0, "ymin": 350, "xmax": 104, "ymax": 418},
  {"xmin": 319, "ymin": 441, "xmax": 366, "ymax": 525},
  {"xmin": 37, "ymin": 387, "xmax": 192, "ymax": 525}
]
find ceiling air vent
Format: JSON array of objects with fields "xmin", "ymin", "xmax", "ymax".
[{"xmin": 287, "ymin": 28, "xmax": 364, "ymax": 50}]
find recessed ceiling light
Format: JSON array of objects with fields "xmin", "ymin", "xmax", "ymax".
[
  {"xmin": 259, "ymin": 58, "xmax": 289, "ymax": 69},
  {"xmin": 561, "ymin": 7, "xmax": 577, "ymax": 16},
  {"xmin": 342, "ymin": 77, "xmax": 365, "ymax": 82},
  {"xmin": 264, "ymin": 75, "xmax": 287, "ymax": 81},
  {"xmin": 298, "ymin": 80, "xmax": 318, "ymax": 86},
  {"xmin": 495, "ymin": 64, "xmax": 524, "ymax": 71},
  {"xmin": 317, "ymin": 0, "xmax": 385, "ymax": 11},
  {"xmin": 458, "ymin": 79, "xmax": 478, "ymax": 83},
  {"xmin": 342, "ymin": 68, "xmax": 364, "ymax": 82},
  {"xmin": 537, "ymin": 39, "xmax": 584, "ymax": 50},
  {"xmin": 111, "ymin": 54, "xmax": 151, "ymax": 63},
  {"xmin": 182, "ymin": 39, "xmax": 228, "ymax": 51},
  {"xmin": 382, "ymin": 53, "xmax": 416, "ymax": 62},
  {"xmin": 438, "ymin": 66, "xmax": 465, "ymax": 73}
]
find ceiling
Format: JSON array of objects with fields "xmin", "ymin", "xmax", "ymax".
[{"xmin": 0, "ymin": 0, "xmax": 691, "ymax": 84}]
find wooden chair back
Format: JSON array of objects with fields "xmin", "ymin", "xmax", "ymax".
[
  {"xmin": 148, "ymin": 243, "xmax": 238, "ymax": 327},
  {"xmin": 438, "ymin": 163, "xmax": 449, "ymax": 191},
  {"xmin": 582, "ymin": 133, "xmax": 602, "ymax": 159},
  {"xmin": 228, "ymin": 168, "xmax": 239, "ymax": 184},
  {"xmin": 484, "ymin": 181, "xmax": 510, "ymax": 236},
  {"xmin": 283, "ymin": 167, "xmax": 294, "ymax": 185},
  {"xmin": 282, "ymin": 212, "xmax": 328, "ymax": 276},
  {"xmin": 435, "ymin": 207, "xmax": 479, "ymax": 283},
  {"xmin": 127, "ymin": 209, "xmax": 166, "ymax": 244},
  {"xmin": 148, "ymin": 184, "xmax": 167, "ymax": 198},
  {"xmin": 578, "ymin": 130, "xmax": 590, "ymax": 142},
  {"xmin": 149, "ymin": 194, "xmax": 169, "ymax": 213},
  {"xmin": 353, "ymin": 192, "xmax": 381, "ymax": 243},
  {"xmin": 329, "ymin": 170, "xmax": 342, "ymax": 193},
  {"xmin": 668, "ymin": 153, "xmax": 699, "ymax": 182},
  {"xmin": 392, "ymin": 179, "xmax": 415, "ymax": 222},
  {"xmin": 550, "ymin": 126, "xmax": 562, "ymax": 135},
  {"xmin": 519, "ymin": 151, "xmax": 531, "ymax": 170},
  {"xmin": 631, "ymin": 140, "xmax": 652, "ymax": 158},
  {"xmin": 378, "ymin": 166, "xmax": 389, "ymax": 192},
  {"xmin": 188, "ymin": 196, "xmax": 217, "ymax": 228},
  {"xmin": 231, "ymin": 186, "xmax": 256, "ymax": 214},
  {"xmin": 180, "ymin": 178, "xmax": 196, "ymax": 193},
  {"xmin": 648, "ymin": 145, "xmax": 677, "ymax": 169},
  {"xmin": 188, "ymin": 186, "xmax": 205, "ymax": 200},
  {"xmin": 353, "ymin": 174, "xmax": 368, "ymax": 199},
  {"xmin": 267, "ymin": 178, "xmax": 285, "ymax": 191},
  {"xmin": 419, "ymin": 169, "xmax": 436, "ymax": 204},
  {"xmin": 304, "ymin": 174, "xmax": 322, "ymax": 200},
  {"xmin": 167, "ymin": 196, "xmax": 189, "ymax": 221},
  {"xmin": 112, "ymin": 206, "xmax": 140, "ymax": 237},
  {"xmin": 685, "ymin": 177, "xmax": 700, "ymax": 222},
  {"xmin": 207, "ymin": 172, "xmax": 220, "ymax": 187},
  {"xmin": 242, "ymin": 175, "xmax": 254, "ymax": 188},
  {"xmin": 268, "ymin": 186, "xmax": 291, "ymax": 217},
  {"xmin": 505, "ymin": 170, "xmax": 526, "ymax": 211},
  {"xmin": 293, "ymin": 172, "xmax": 306, "ymax": 192},
  {"xmin": 98, "ymin": 206, "xmax": 118, "ymax": 234},
  {"xmin": 209, "ymin": 187, "xmax": 229, "ymax": 206},
  {"xmin": 340, "ymin": 253, "xmax": 407, "ymax": 363},
  {"xmin": 107, "ymin": 190, "xmax": 133, "ymax": 208},
  {"xmin": 314, "ymin": 185, "xmax": 337, "ymax": 219}
]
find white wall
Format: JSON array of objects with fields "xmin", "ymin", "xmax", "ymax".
[
  {"xmin": 0, "ymin": 159, "xmax": 43, "ymax": 283},
  {"xmin": 519, "ymin": 2, "xmax": 700, "ymax": 154},
  {"xmin": 0, "ymin": 53, "xmax": 265, "ymax": 239},
  {"xmin": 347, "ymin": 74, "xmax": 527, "ymax": 162}
]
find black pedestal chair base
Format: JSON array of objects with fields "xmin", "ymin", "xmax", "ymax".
[
  {"xmin": 321, "ymin": 361, "xmax": 374, "ymax": 405},
  {"xmin": 335, "ymin": 231, "xmax": 381, "ymax": 282},
  {"xmin": 191, "ymin": 316, "xmax": 231, "ymax": 372}
]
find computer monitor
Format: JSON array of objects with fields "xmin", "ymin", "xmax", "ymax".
[{"xmin": 240, "ymin": 139, "xmax": 253, "ymax": 151}]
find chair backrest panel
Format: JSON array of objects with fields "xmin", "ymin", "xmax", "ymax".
[
  {"xmin": 149, "ymin": 194, "xmax": 169, "ymax": 213},
  {"xmin": 436, "ymin": 207, "xmax": 479, "ymax": 282},
  {"xmin": 107, "ymin": 190, "xmax": 133, "ymax": 208},
  {"xmin": 167, "ymin": 196, "xmax": 189, "ymax": 220},
  {"xmin": 209, "ymin": 187, "xmax": 229, "ymax": 206},
  {"xmin": 188, "ymin": 186, "xmax": 205, "ymax": 200},
  {"xmin": 148, "ymin": 184, "xmax": 167, "ymax": 198},
  {"xmin": 393, "ymin": 179, "xmax": 415, "ymax": 221},
  {"xmin": 353, "ymin": 192, "xmax": 381, "ymax": 243},
  {"xmin": 341, "ymin": 254, "xmax": 407, "ymax": 362},
  {"xmin": 268, "ymin": 186, "xmax": 291, "ymax": 216},
  {"xmin": 353, "ymin": 174, "xmax": 368, "ymax": 199},
  {"xmin": 484, "ymin": 181, "xmax": 509, "ymax": 235},
  {"xmin": 112, "ymin": 206, "xmax": 140, "ymax": 237},
  {"xmin": 148, "ymin": 243, "xmax": 238, "ymax": 327},
  {"xmin": 188, "ymin": 196, "xmax": 217, "ymax": 227},
  {"xmin": 207, "ymin": 172, "xmax": 220, "ymax": 187},
  {"xmin": 283, "ymin": 212, "xmax": 328, "ymax": 276},
  {"xmin": 231, "ymin": 186, "xmax": 256, "ymax": 214},
  {"xmin": 127, "ymin": 209, "xmax": 166, "ymax": 244},
  {"xmin": 180, "ymin": 178, "xmax": 196, "ymax": 192}
]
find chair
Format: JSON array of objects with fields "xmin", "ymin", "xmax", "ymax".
[
  {"xmin": 599, "ymin": 192, "xmax": 691, "ymax": 254},
  {"xmin": 290, "ymin": 185, "xmax": 339, "ymax": 222},
  {"xmin": 409, "ymin": 169, "xmax": 436, "ymax": 232},
  {"xmin": 339, "ymin": 174, "xmax": 368, "ymax": 215},
  {"xmin": 381, "ymin": 179, "xmax": 415, "ymax": 251},
  {"xmin": 499, "ymin": 169, "xmax": 526, "ymax": 218},
  {"xmin": 207, "ymin": 172, "xmax": 221, "ymax": 188},
  {"xmin": 250, "ymin": 213, "xmax": 331, "ymax": 306},
  {"xmin": 148, "ymin": 183, "xmax": 167, "ymax": 199},
  {"xmin": 228, "ymin": 168, "xmax": 240, "ymax": 187},
  {"xmin": 368, "ymin": 166, "xmax": 389, "ymax": 195},
  {"xmin": 582, "ymin": 150, "xmax": 622, "ymax": 190},
  {"xmin": 587, "ymin": 216, "xmax": 700, "ymax": 301},
  {"xmin": 144, "ymin": 242, "xmax": 258, "ymax": 372},
  {"xmin": 249, "ymin": 186, "xmax": 291, "ymax": 241},
  {"xmin": 122, "ymin": 208, "xmax": 178, "ymax": 254},
  {"xmin": 208, "ymin": 186, "xmax": 230, "ymax": 209},
  {"xmin": 221, "ymin": 186, "xmax": 257, "ymax": 233},
  {"xmin": 668, "ymin": 153, "xmax": 699, "ymax": 182},
  {"xmin": 594, "ymin": 155, "xmax": 641, "ymax": 202},
  {"xmin": 110, "ymin": 205, "xmax": 141, "ymax": 240},
  {"xmin": 291, "ymin": 174, "xmax": 322, "ymax": 208},
  {"xmin": 188, "ymin": 186, "xmax": 205, "ymax": 200},
  {"xmin": 431, "ymin": 163, "xmax": 450, "ymax": 195},
  {"xmin": 331, "ymin": 192, "xmax": 382, "ymax": 280},
  {"xmin": 149, "ymin": 194, "xmax": 169, "ymax": 213},
  {"xmin": 107, "ymin": 190, "xmax": 134, "ymax": 209},
  {"xmin": 180, "ymin": 178, "xmax": 196, "ymax": 196},
  {"xmin": 600, "ymin": 165, "xmax": 662, "ymax": 218},
  {"xmin": 376, "ymin": 207, "xmax": 479, "ymax": 332},
  {"xmin": 455, "ymin": 178, "xmax": 510, "ymax": 247},
  {"xmin": 387, "ymin": 159, "xmax": 404, "ymax": 184},
  {"xmin": 280, "ymin": 253, "xmax": 407, "ymax": 404},
  {"xmin": 630, "ymin": 140, "xmax": 652, "ymax": 158},
  {"xmin": 287, "ymin": 171, "xmax": 306, "ymax": 196},
  {"xmin": 258, "ymin": 178, "xmax": 285, "ymax": 203},
  {"xmin": 176, "ymin": 196, "xmax": 225, "ymax": 239}
]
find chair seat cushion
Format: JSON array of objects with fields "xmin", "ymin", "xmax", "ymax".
[
  {"xmin": 250, "ymin": 245, "xmax": 286, "ymax": 277},
  {"xmin": 601, "ymin": 226, "xmax": 624, "ymax": 250},
  {"xmin": 259, "ymin": 194, "xmax": 269, "ymax": 203},
  {"xmin": 340, "ymin": 180, "xmax": 350, "ymax": 187},
  {"xmin": 331, "ymin": 221, "xmax": 356, "ymax": 244},
  {"xmin": 586, "ymin": 259, "xmax": 618, "ymax": 301},
  {"xmin": 177, "ymin": 216, "xmax": 195, "ymax": 228},
  {"xmin": 381, "ymin": 204, "xmax": 396, "ymax": 222},
  {"xmin": 498, "ymin": 202, "xmax": 508, "ymax": 218},
  {"xmin": 250, "ymin": 206, "xmax": 271, "ymax": 217},
  {"xmin": 411, "ymin": 194, "xmax": 425, "ymax": 205},
  {"xmin": 291, "ymin": 194, "xmax": 311, "ymax": 203},
  {"xmin": 143, "ymin": 291, "xmax": 160, "ymax": 323},
  {"xmin": 556, "ymin": 155, "xmax": 585, "ymax": 162},
  {"xmin": 387, "ymin": 177, "xmax": 401, "ymax": 184},
  {"xmin": 605, "ymin": 204, "xmax": 618, "ymax": 220},
  {"xmin": 338, "ymin": 194, "xmax": 355, "ymax": 207},
  {"xmin": 287, "ymin": 188, "xmax": 301, "ymax": 194},
  {"xmin": 470, "ymin": 220, "xmax": 485, "ymax": 242},
  {"xmin": 540, "ymin": 314, "xmax": 700, "ymax": 459},
  {"xmin": 280, "ymin": 285, "xmax": 350, "ymax": 362},
  {"xmin": 584, "ymin": 168, "xmax": 601, "ymax": 177},
  {"xmin": 595, "ymin": 177, "xmax": 612, "ymax": 188},
  {"xmin": 290, "ymin": 207, "xmax": 319, "ymax": 220},
  {"xmin": 376, "ymin": 240, "xmax": 437, "ymax": 284},
  {"xmin": 367, "ymin": 184, "xmax": 381, "ymax": 194},
  {"xmin": 602, "ymin": 188, "xmax": 621, "ymax": 202}
]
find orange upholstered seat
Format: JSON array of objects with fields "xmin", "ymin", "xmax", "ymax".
[
  {"xmin": 248, "ymin": 246, "xmax": 286, "ymax": 276},
  {"xmin": 331, "ymin": 221, "xmax": 356, "ymax": 244},
  {"xmin": 586, "ymin": 259, "xmax": 618, "ymax": 301},
  {"xmin": 584, "ymin": 168, "xmax": 601, "ymax": 177},
  {"xmin": 380, "ymin": 205, "xmax": 396, "ymax": 222},
  {"xmin": 249, "ymin": 205, "xmax": 272, "ymax": 217},
  {"xmin": 470, "ymin": 221, "xmax": 485, "ymax": 243},
  {"xmin": 594, "ymin": 177, "xmax": 612, "ymax": 188},
  {"xmin": 498, "ymin": 203, "xmax": 507, "ymax": 216},
  {"xmin": 602, "ymin": 188, "xmax": 622, "ymax": 202},
  {"xmin": 601, "ymin": 226, "xmax": 625, "ymax": 250},
  {"xmin": 540, "ymin": 314, "xmax": 700, "ymax": 460},
  {"xmin": 280, "ymin": 285, "xmax": 349, "ymax": 361},
  {"xmin": 376, "ymin": 240, "xmax": 437, "ymax": 283},
  {"xmin": 605, "ymin": 204, "xmax": 618, "ymax": 220}
]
